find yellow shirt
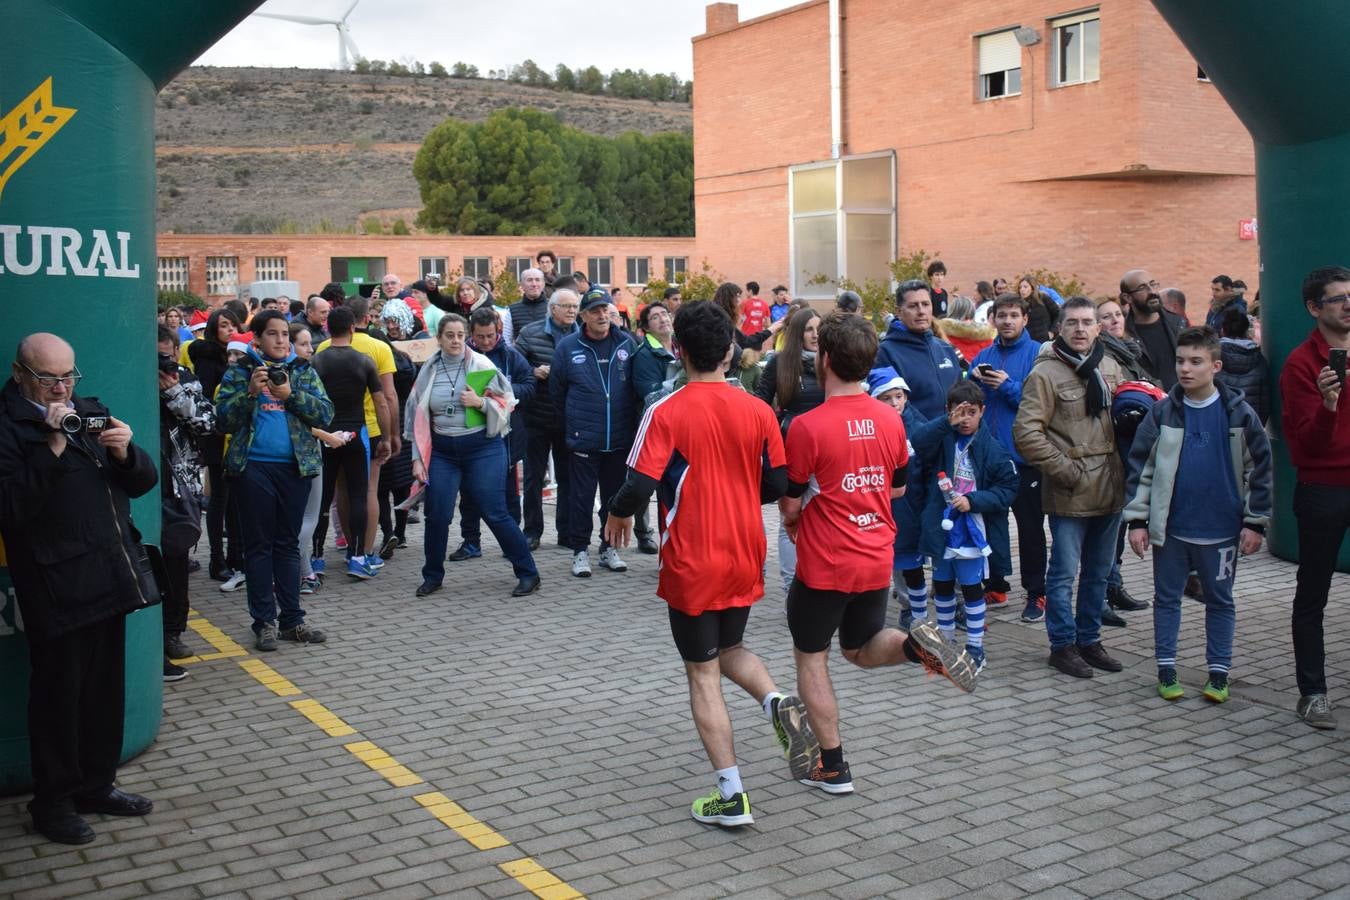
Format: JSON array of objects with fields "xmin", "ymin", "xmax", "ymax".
[
  {"xmin": 178, "ymin": 339, "xmax": 195, "ymax": 372},
  {"xmin": 316, "ymin": 331, "xmax": 395, "ymax": 437}
]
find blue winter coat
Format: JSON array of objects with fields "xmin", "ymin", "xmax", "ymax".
[
  {"xmin": 970, "ymin": 329, "xmax": 1043, "ymax": 464},
  {"xmin": 875, "ymin": 321, "xmax": 961, "ymax": 421},
  {"xmin": 479, "ymin": 340, "xmax": 536, "ymax": 464},
  {"xmin": 551, "ymin": 327, "xmax": 639, "ymax": 453},
  {"xmin": 892, "ymin": 404, "xmax": 928, "ymax": 556},
  {"xmin": 909, "ymin": 417, "xmax": 1018, "ymax": 570}
]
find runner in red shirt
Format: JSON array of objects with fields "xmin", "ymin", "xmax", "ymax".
[
  {"xmin": 604, "ymin": 301, "xmax": 819, "ymax": 829},
  {"xmin": 740, "ymin": 280, "xmax": 771, "ymax": 334},
  {"xmin": 781, "ymin": 312, "xmax": 980, "ymax": 796}
]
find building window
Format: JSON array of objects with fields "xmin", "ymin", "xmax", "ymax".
[
  {"xmin": 626, "ymin": 257, "xmax": 651, "ymax": 285},
  {"xmin": 255, "ymin": 256, "xmax": 287, "ymax": 281},
  {"xmin": 157, "ymin": 257, "xmax": 189, "ymax": 292},
  {"xmin": 978, "ymin": 30, "xmax": 1022, "ymax": 99},
  {"xmin": 788, "ymin": 152, "xmax": 896, "ymax": 299},
  {"xmin": 507, "ymin": 256, "xmax": 534, "ymax": 280},
  {"xmin": 556, "ymin": 256, "xmax": 574, "ymax": 277},
  {"xmin": 1052, "ymin": 10, "xmax": 1100, "ymax": 86},
  {"xmin": 463, "ymin": 256, "xmax": 491, "ymax": 280},
  {"xmin": 420, "ymin": 257, "xmax": 449, "ymax": 280},
  {"xmin": 206, "ymin": 256, "xmax": 239, "ymax": 296},
  {"xmin": 587, "ymin": 257, "xmax": 613, "ymax": 286},
  {"xmin": 664, "ymin": 257, "xmax": 688, "ymax": 281}
]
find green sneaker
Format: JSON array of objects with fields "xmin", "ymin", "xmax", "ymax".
[
  {"xmin": 1202, "ymin": 675, "xmax": 1230, "ymax": 704},
  {"xmin": 773, "ymin": 695, "xmax": 821, "ymax": 781},
  {"xmin": 1157, "ymin": 667, "xmax": 1184, "ymax": 701},
  {"xmin": 690, "ymin": 789, "xmax": 753, "ymax": 827}
]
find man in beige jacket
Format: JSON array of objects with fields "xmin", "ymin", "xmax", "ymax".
[{"xmin": 1013, "ymin": 296, "xmax": 1127, "ymax": 679}]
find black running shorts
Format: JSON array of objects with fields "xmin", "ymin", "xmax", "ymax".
[
  {"xmin": 786, "ymin": 579, "xmax": 888, "ymax": 653},
  {"xmin": 668, "ymin": 606, "xmax": 751, "ymax": 663}
]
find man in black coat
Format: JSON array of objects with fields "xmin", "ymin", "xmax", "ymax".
[{"xmin": 0, "ymin": 333, "xmax": 159, "ymax": 845}]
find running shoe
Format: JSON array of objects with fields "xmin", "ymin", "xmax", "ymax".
[
  {"xmin": 164, "ymin": 634, "xmax": 191, "ymax": 660},
  {"xmin": 1157, "ymin": 667, "xmax": 1184, "ymax": 701},
  {"xmin": 163, "ymin": 660, "xmax": 188, "ymax": 682},
  {"xmin": 379, "ymin": 535, "xmax": 399, "ymax": 560},
  {"xmin": 448, "ymin": 542, "xmax": 481, "ymax": 561},
  {"xmin": 1202, "ymin": 673, "xmax": 1229, "ymax": 704},
  {"xmin": 346, "ymin": 557, "xmax": 375, "ymax": 580},
  {"xmin": 983, "ymin": 589, "xmax": 1008, "ymax": 606},
  {"xmin": 773, "ymin": 695, "xmax": 821, "ymax": 781},
  {"xmin": 255, "ymin": 622, "xmax": 279, "ymax": 652},
  {"xmin": 219, "ymin": 570, "xmax": 246, "ymax": 593},
  {"xmin": 300, "ymin": 575, "xmax": 320, "ymax": 595},
  {"xmin": 598, "ymin": 547, "xmax": 628, "ymax": 572},
  {"xmin": 800, "ymin": 760, "xmax": 854, "ymax": 794},
  {"xmin": 364, "ymin": 553, "xmax": 385, "ymax": 570},
  {"xmin": 690, "ymin": 789, "xmax": 753, "ymax": 827},
  {"xmin": 966, "ymin": 645, "xmax": 987, "ymax": 676},
  {"xmin": 1020, "ymin": 595, "xmax": 1046, "ymax": 623},
  {"xmin": 279, "ymin": 623, "xmax": 328, "ymax": 644},
  {"xmin": 908, "ymin": 621, "xmax": 979, "ymax": 692},
  {"xmin": 571, "ymin": 550, "xmax": 592, "ymax": 578},
  {"xmin": 899, "ymin": 607, "xmax": 914, "ymax": 632},
  {"xmin": 310, "ymin": 557, "xmax": 326, "ymax": 576}
]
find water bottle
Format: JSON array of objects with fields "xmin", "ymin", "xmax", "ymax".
[{"xmin": 937, "ymin": 471, "xmax": 958, "ymax": 506}]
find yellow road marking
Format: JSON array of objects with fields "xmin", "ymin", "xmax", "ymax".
[
  {"xmin": 187, "ymin": 616, "xmax": 248, "ymax": 655},
  {"xmin": 238, "ymin": 658, "xmax": 302, "ymax": 697},
  {"xmin": 414, "ymin": 792, "xmax": 511, "ymax": 850},
  {"xmin": 499, "ymin": 857, "xmax": 585, "ymax": 900},
  {"xmin": 344, "ymin": 740, "xmax": 424, "ymax": 787},
  {"xmin": 174, "ymin": 649, "xmax": 248, "ymax": 665},
  {"xmin": 290, "ymin": 698, "xmax": 357, "ymax": 737}
]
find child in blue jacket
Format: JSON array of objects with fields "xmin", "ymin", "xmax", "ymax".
[{"xmin": 909, "ymin": 381, "xmax": 1019, "ymax": 672}]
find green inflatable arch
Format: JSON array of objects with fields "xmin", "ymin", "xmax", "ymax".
[
  {"xmin": 1150, "ymin": 1, "xmax": 1350, "ymax": 570},
  {"xmin": 0, "ymin": 0, "xmax": 265, "ymax": 793}
]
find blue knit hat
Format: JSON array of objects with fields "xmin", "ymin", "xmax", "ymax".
[{"xmin": 867, "ymin": 366, "xmax": 910, "ymax": 397}]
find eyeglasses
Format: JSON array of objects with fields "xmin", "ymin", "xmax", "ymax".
[
  {"xmin": 1127, "ymin": 280, "xmax": 1161, "ymax": 293},
  {"xmin": 21, "ymin": 363, "xmax": 82, "ymax": 388},
  {"xmin": 1318, "ymin": 293, "xmax": 1350, "ymax": 308},
  {"xmin": 555, "ymin": 303, "xmax": 580, "ymax": 310}
]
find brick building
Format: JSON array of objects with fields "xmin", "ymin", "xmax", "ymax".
[
  {"xmin": 155, "ymin": 234, "xmax": 697, "ymax": 303},
  {"xmin": 691, "ymin": 0, "xmax": 1260, "ymax": 318}
]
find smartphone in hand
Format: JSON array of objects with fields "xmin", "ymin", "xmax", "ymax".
[{"xmin": 1331, "ymin": 348, "xmax": 1347, "ymax": 386}]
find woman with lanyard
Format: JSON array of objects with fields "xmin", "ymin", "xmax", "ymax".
[{"xmin": 406, "ymin": 313, "xmax": 540, "ymax": 598}]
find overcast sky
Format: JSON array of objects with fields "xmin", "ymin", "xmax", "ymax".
[{"xmin": 194, "ymin": 0, "xmax": 792, "ymax": 80}]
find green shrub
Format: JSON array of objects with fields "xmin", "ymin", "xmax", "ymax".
[{"xmin": 158, "ymin": 289, "xmax": 206, "ymax": 311}]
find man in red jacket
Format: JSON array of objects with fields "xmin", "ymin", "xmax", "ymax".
[{"xmin": 1280, "ymin": 264, "xmax": 1350, "ymax": 730}]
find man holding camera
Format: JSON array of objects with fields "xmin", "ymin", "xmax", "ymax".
[{"xmin": 0, "ymin": 333, "xmax": 159, "ymax": 845}]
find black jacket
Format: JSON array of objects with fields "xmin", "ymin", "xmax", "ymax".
[
  {"xmin": 507, "ymin": 294, "xmax": 550, "ymax": 338},
  {"xmin": 0, "ymin": 380, "xmax": 158, "ymax": 641},
  {"xmin": 1124, "ymin": 307, "xmax": 1186, "ymax": 382},
  {"xmin": 188, "ymin": 337, "xmax": 231, "ymax": 464},
  {"xmin": 1217, "ymin": 338, "xmax": 1270, "ymax": 424},
  {"xmin": 477, "ymin": 340, "xmax": 536, "ymax": 463},
  {"xmin": 514, "ymin": 317, "xmax": 578, "ymax": 433},
  {"xmin": 293, "ymin": 312, "xmax": 326, "ymax": 345},
  {"xmin": 755, "ymin": 353, "xmax": 825, "ymax": 436}
]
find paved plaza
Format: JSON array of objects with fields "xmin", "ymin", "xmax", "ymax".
[{"xmin": 3, "ymin": 502, "xmax": 1349, "ymax": 899}]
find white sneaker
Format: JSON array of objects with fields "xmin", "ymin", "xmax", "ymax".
[
  {"xmin": 571, "ymin": 551, "xmax": 592, "ymax": 578},
  {"xmin": 219, "ymin": 571, "xmax": 246, "ymax": 592},
  {"xmin": 598, "ymin": 547, "xmax": 628, "ymax": 572}
]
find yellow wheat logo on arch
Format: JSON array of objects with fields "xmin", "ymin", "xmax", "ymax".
[{"xmin": 0, "ymin": 77, "xmax": 76, "ymax": 204}]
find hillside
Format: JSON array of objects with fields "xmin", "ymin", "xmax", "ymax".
[{"xmin": 155, "ymin": 67, "xmax": 692, "ymax": 234}]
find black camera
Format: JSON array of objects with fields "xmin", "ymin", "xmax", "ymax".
[
  {"xmin": 59, "ymin": 411, "xmax": 108, "ymax": 435},
  {"xmin": 158, "ymin": 354, "xmax": 179, "ymax": 375},
  {"xmin": 266, "ymin": 366, "xmax": 289, "ymax": 386}
]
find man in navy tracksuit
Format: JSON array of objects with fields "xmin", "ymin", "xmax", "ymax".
[
  {"xmin": 552, "ymin": 288, "xmax": 638, "ymax": 578},
  {"xmin": 875, "ymin": 280, "xmax": 962, "ymax": 421},
  {"xmin": 970, "ymin": 293, "xmax": 1045, "ymax": 619}
]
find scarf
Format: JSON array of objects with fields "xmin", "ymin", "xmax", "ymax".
[{"xmin": 1052, "ymin": 335, "xmax": 1109, "ymax": 415}]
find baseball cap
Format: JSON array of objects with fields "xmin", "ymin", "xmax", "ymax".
[{"xmin": 580, "ymin": 288, "xmax": 612, "ymax": 312}]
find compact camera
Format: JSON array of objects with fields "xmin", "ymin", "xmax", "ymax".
[
  {"xmin": 60, "ymin": 411, "xmax": 108, "ymax": 434},
  {"xmin": 266, "ymin": 366, "xmax": 289, "ymax": 386}
]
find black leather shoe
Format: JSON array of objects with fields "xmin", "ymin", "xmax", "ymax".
[
  {"xmin": 74, "ymin": 788, "xmax": 153, "ymax": 817},
  {"xmin": 415, "ymin": 580, "xmax": 442, "ymax": 597},
  {"xmin": 638, "ymin": 536, "xmax": 659, "ymax": 555},
  {"xmin": 511, "ymin": 575, "xmax": 542, "ymax": 597},
  {"xmin": 527, "ymin": 536, "xmax": 541, "ymax": 552},
  {"xmin": 1108, "ymin": 584, "xmax": 1149, "ymax": 611},
  {"xmin": 1048, "ymin": 646, "xmax": 1093, "ymax": 678},
  {"xmin": 32, "ymin": 811, "xmax": 95, "ymax": 845},
  {"xmin": 1077, "ymin": 642, "xmax": 1123, "ymax": 672},
  {"xmin": 1184, "ymin": 574, "xmax": 1203, "ymax": 601},
  {"xmin": 1101, "ymin": 607, "xmax": 1128, "ymax": 628}
]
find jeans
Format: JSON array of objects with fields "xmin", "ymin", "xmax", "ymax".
[
  {"xmin": 423, "ymin": 431, "xmax": 538, "ymax": 585},
  {"xmin": 1045, "ymin": 513, "xmax": 1120, "ymax": 650},
  {"xmin": 522, "ymin": 428, "xmax": 571, "ymax": 542},
  {"xmin": 1152, "ymin": 536, "xmax": 1238, "ymax": 673},
  {"xmin": 1011, "ymin": 464, "xmax": 1047, "ymax": 596},
  {"xmin": 566, "ymin": 448, "xmax": 628, "ymax": 553},
  {"xmin": 461, "ymin": 461, "xmax": 522, "ymax": 544},
  {"xmin": 1292, "ymin": 482, "xmax": 1350, "ymax": 696},
  {"xmin": 235, "ymin": 461, "xmax": 311, "ymax": 632}
]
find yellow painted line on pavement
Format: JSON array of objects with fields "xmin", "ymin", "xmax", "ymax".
[
  {"xmin": 238, "ymin": 657, "xmax": 302, "ymax": 697},
  {"xmin": 187, "ymin": 615, "xmax": 249, "ymax": 656},
  {"xmin": 344, "ymin": 740, "xmax": 424, "ymax": 787},
  {"xmin": 290, "ymin": 698, "xmax": 357, "ymax": 737},
  {"xmin": 500, "ymin": 857, "xmax": 585, "ymax": 900},
  {"xmin": 414, "ymin": 792, "xmax": 510, "ymax": 850},
  {"xmin": 174, "ymin": 649, "xmax": 248, "ymax": 665}
]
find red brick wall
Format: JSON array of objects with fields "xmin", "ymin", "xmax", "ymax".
[{"xmin": 691, "ymin": 0, "xmax": 1260, "ymax": 310}]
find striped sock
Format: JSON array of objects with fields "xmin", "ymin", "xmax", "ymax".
[
  {"xmin": 934, "ymin": 592, "xmax": 956, "ymax": 638},
  {"xmin": 963, "ymin": 587, "xmax": 987, "ymax": 649},
  {"xmin": 907, "ymin": 585, "xmax": 928, "ymax": 621}
]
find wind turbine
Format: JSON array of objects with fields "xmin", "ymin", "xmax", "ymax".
[{"xmin": 254, "ymin": 0, "xmax": 362, "ymax": 70}]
